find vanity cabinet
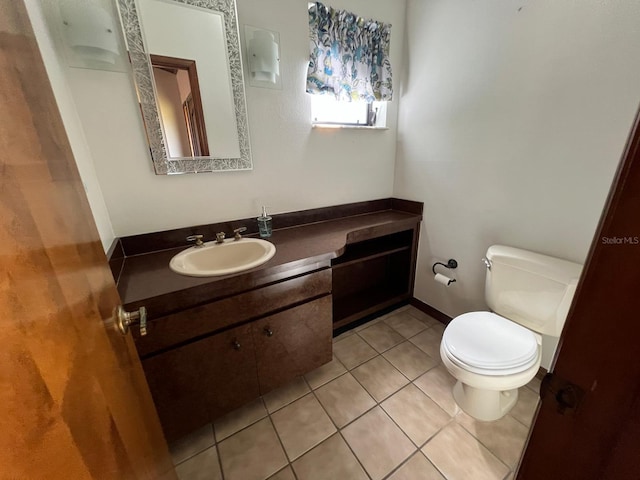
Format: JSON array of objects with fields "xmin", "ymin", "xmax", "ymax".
[
  {"xmin": 142, "ymin": 324, "xmax": 259, "ymax": 441},
  {"xmin": 136, "ymin": 269, "xmax": 332, "ymax": 442},
  {"xmin": 117, "ymin": 200, "xmax": 423, "ymax": 443},
  {"xmin": 253, "ymin": 295, "xmax": 332, "ymax": 392}
]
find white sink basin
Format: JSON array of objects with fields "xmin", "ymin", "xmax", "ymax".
[{"xmin": 169, "ymin": 238, "xmax": 276, "ymax": 277}]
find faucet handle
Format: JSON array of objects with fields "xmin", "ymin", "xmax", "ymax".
[
  {"xmin": 215, "ymin": 232, "xmax": 226, "ymax": 243},
  {"xmin": 233, "ymin": 226, "xmax": 247, "ymax": 240},
  {"xmin": 186, "ymin": 234, "xmax": 204, "ymax": 247}
]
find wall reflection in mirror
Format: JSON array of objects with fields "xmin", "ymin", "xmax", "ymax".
[{"xmin": 117, "ymin": 0, "xmax": 252, "ymax": 174}]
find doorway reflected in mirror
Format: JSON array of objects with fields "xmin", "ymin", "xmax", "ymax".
[{"xmin": 150, "ymin": 55, "xmax": 209, "ymax": 157}]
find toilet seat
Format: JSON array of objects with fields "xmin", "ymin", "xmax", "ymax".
[{"xmin": 442, "ymin": 312, "xmax": 539, "ymax": 376}]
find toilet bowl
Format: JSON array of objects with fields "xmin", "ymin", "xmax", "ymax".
[
  {"xmin": 439, "ymin": 245, "xmax": 582, "ymax": 421},
  {"xmin": 440, "ymin": 312, "xmax": 541, "ymax": 420}
]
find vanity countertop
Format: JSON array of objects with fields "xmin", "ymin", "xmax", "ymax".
[{"xmin": 117, "ymin": 207, "xmax": 422, "ymax": 317}]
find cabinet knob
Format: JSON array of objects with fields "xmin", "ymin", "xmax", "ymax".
[
  {"xmin": 232, "ymin": 340, "xmax": 241, "ymax": 350},
  {"xmin": 264, "ymin": 327, "xmax": 273, "ymax": 337}
]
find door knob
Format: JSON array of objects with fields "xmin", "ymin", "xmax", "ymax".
[
  {"xmin": 116, "ymin": 305, "xmax": 147, "ymax": 336},
  {"xmin": 264, "ymin": 327, "xmax": 273, "ymax": 337}
]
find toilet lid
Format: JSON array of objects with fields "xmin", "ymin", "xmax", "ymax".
[{"xmin": 443, "ymin": 312, "xmax": 538, "ymax": 370}]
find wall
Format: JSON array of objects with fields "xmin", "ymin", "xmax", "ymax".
[
  {"xmin": 394, "ymin": 0, "xmax": 640, "ymax": 367},
  {"xmin": 55, "ymin": 0, "xmax": 406, "ymax": 237},
  {"xmin": 24, "ymin": 0, "xmax": 116, "ymax": 251}
]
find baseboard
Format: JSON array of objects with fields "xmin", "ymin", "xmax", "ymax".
[{"xmin": 409, "ymin": 297, "xmax": 452, "ymax": 325}]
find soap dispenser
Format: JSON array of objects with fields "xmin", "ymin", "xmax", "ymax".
[{"xmin": 257, "ymin": 206, "xmax": 272, "ymax": 238}]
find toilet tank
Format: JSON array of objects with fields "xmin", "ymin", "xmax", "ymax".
[{"xmin": 485, "ymin": 245, "xmax": 583, "ymax": 337}]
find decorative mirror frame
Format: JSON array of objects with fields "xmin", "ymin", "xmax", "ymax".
[{"xmin": 116, "ymin": 0, "xmax": 252, "ymax": 175}]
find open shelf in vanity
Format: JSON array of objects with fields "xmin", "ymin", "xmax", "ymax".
[{"xmin": 332, "ymin": 229, "xmax": 417, "ymax": 330}]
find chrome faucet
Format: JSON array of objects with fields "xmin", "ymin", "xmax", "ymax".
[
  {"xmin": 186, "ymin": 234, "xmax": 204, "ymax": 247},
  {"xmin": 215, "ymin": 232, "xmax": 226, "ymax": 244},
  {"xmin": 233, "ymin": 227, "xmax": 247, "ymax": 240}
]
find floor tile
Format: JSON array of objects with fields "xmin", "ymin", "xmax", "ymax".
[
  {"xmin": 304, "ymin": 356, "xmax": 347, "ymax": 390},
  {"xmin": 333, "ymin": 334, "xmax": 378, "ymax": 370},
  {"xmin": 384, "ymin": 311, "xmax": 428, "ymax": 338},
  {"xmin": 357, "ymin": 322, "xmax": 405, "ymax": 353},
  {"xmin": 510, "ymin": 387, "xmax": 539, "ymax": 427},
  {"xmin": 352, "ymin": 356, "xmax": 409, "ymax": 402},
  {"xmin": 383, "ymin": 341, "xmax": 438, "ymax": 380},
  {"xmin": 387, "ymin": 452, "xmax": 445, "ymax": 480},
  {"xmin": 430, "ymin": 322, "xmax": 446, "ymax": 335},
  {"xmin": 175, "ymin": 446, "xmax": 222, "ymax": 480},
  {"xmin": 170, "ymin": 424, "xmax": 215, "ymax": 465},
  {"xmin": 292, "ymin": 433, "xmax": 368, "ymax": 480},
  {"xmin": 315, "ymin": 373, "xmax": 376, "ymax": 427},
  {"xmin": 406, "ymin": 307, "xmax": 440, "ymax": 326},
  {"xmin": 410, "ymin": 327, "xmax": 443, "ymax": 358},
  {"xmin": 525, "ymin": 375, "xmax": 542, "ymax": 395},
  {"xmin": 262, "ymin": 376, "xmax": 310, "ymax": 413},
  {"xmin": 267, "ymin": 466, "xmax": 296, "ymax": 480},
  {"xmin": 342, "ymin": 407, "xmax": 415, "ymax": 480},
  {"xmin": 413, "ymin": 365, "xmax": 459, "ymax": 416},
  {"xmin": 354, "ymin": 316, "xmax": 386, "ymax": 332},
  {"xmin": 214, "ymin": 398, "xmax": 267, "ymax": 441},
  {"xmin": 218, "ymin": 418, "xmax": 287, "ymax": 480},
  {"xmin": 381, "ymin": 384, "xmax": 452, "ymax": 446},
  {"xmin": 270, "ymin": 394, "xmax": 336, "ymax": 461},
  {"xmin": 423, "ymin": 423, "xmax": 509, "ymax": 480},
  {"xmin": 333, "ymin": 330, "xmax": 356, "ymax": 342},
  {"xmin": 456, "ymin": 411, "xmax": 529, "ymax": 468}
]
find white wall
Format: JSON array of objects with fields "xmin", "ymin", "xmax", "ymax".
[
  {"xmin": 57, "ymin": 0, "xmax": 406, "ymax": 237},
  {"xmin": 394, "ymin": 0, "xmax": 640, "ymax": 368},
  {"xmin": 24, "ymin": 0, "xmax": 116, "ymax": 251}
]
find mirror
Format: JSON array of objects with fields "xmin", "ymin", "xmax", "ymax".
[{"xmin": 116, "ymin": 0, "xmax": 252, "ymax": 174}]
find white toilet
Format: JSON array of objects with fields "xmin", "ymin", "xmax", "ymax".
[{"xmin": 440, "ymin": 245, "xmax": 582, "ymax": 421}]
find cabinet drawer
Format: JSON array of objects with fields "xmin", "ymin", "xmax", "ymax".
[
  {"xmin": 253, "ymin": 295, "xmax": 332, "ymax": 394},
  {"xmin": 136, "ymin": 268, "xmax": 332, "ymax": 356},
  {"xmin": 142, "ymin": 323, "xmax": 259, "ymax": 442}
]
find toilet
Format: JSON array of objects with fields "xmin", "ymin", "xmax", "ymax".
[{"xmin": 440, "ymin": 245, "xmax": 582, "ymax": 421}]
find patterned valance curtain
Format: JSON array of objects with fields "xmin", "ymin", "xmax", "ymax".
[{"xmin": 306, "ymin": 2, "xmax": 393, "ymax": 102}]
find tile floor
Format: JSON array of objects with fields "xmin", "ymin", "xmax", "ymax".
[{"xmin": 170, "ymin": 305, "xmax": 541, "ymax": 480}]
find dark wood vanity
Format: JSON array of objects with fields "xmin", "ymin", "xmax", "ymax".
[{"xmin": 111, "ymin": 199, "xmax": 422, "ymax": 442}]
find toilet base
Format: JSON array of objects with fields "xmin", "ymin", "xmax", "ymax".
[{"xmin": 452, "ymin": 381, "xmax": 518, "ymax": 421}]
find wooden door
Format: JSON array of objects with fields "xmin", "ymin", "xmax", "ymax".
[
  {"xmin": 517, "ymin": 107, "xmax": 640, "ymax": 478},
  {"xmin": 0, "ymin": 2, "xmax": 176, "ymax": 478},
  {"xmin": 142, "ymin": 323, "xmax": 259, "ymax": 442},
  {"xmin": 253, "ymin": 296, "xmax": 332, "ymax": 393}
]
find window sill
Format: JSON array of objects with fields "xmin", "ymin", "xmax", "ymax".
[{"xmin": 311, "ymin": 123, "xmax": 389, "ymax": 130}]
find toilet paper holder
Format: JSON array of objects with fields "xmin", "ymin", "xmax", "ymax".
[{"xmin": 432, "ymin": 259, "xmax": 458, "ymax": 275}]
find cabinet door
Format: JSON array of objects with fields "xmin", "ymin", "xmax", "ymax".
[
  {"xmin": 253, "ymin": 295, "xmax": 332, "ymax": 394},
  {"xmin": 142, "ymin": 324, "xmax": 258, "ymax": 442},
  {"xmin": 201, "ymin": 324, "xmax": 260, "ymax": 420}
]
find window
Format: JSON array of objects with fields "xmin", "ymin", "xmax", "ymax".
[
  {"xmin": 311, "ymin": 96, "xmax": 387, "ymax": 128},
  {"xmin": 306, "ymin": 2, "xmax": 392, "ymax": 129}
]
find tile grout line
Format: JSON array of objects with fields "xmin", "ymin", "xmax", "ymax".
[
  {"xmin": 265, "ymin": 410, "xmax": 298, "ymax": 479},
  {"xmin": 453, "ymin": 418, "xmax": 514, "ymax": 474},
  {"xmin": 303, "ymin": 375, "xmax": 374, "ymax": 480}
]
